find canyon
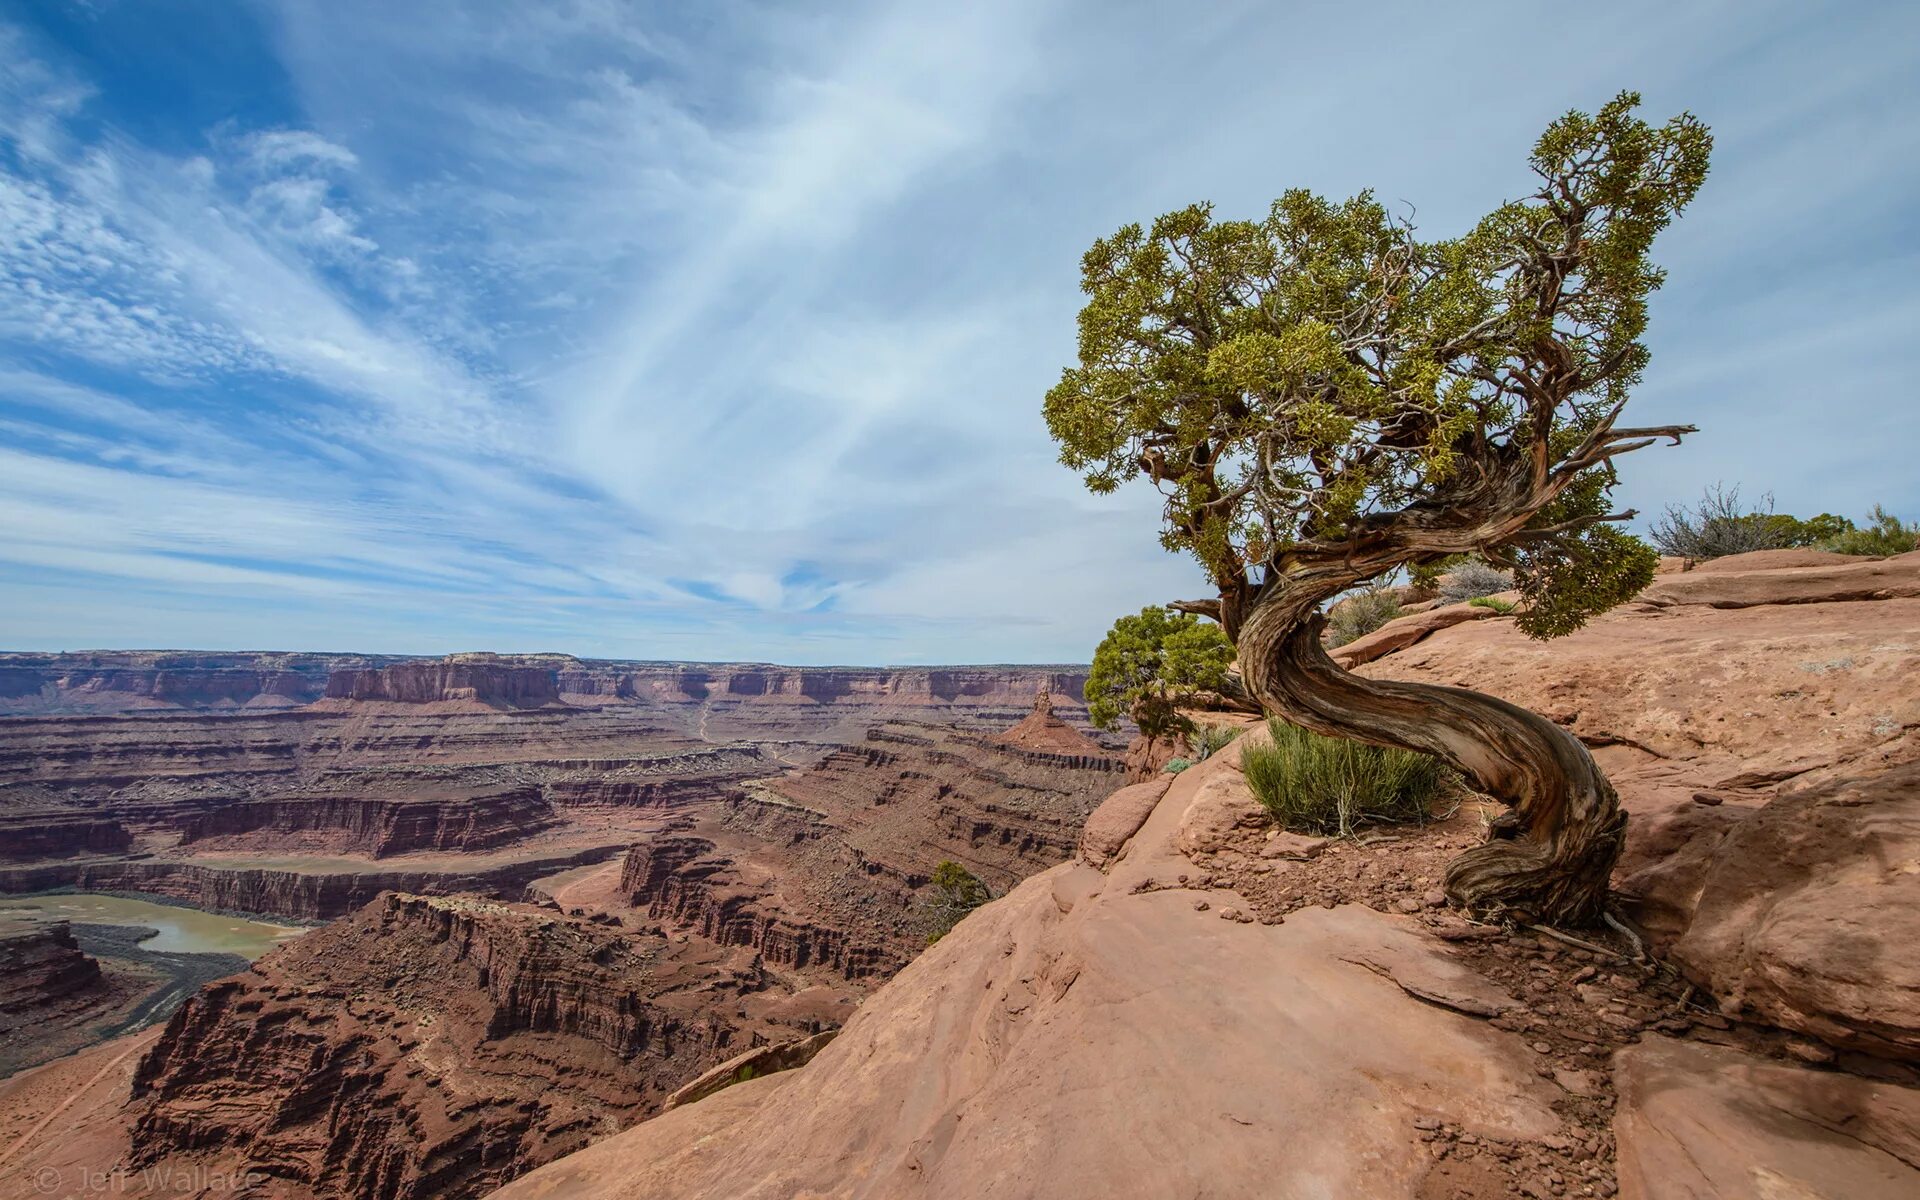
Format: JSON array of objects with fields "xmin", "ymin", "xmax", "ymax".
[
  {"xmin": 0, "ymin": 654, "xmax": 1119, "ymax": 1198},
  {"xmin": 4, "ymin": 554, "xmax": 1917, "ymax": 1199}
]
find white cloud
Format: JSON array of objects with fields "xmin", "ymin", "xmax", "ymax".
[{"xmin": 1, "ymin": 0, "xmax": 1917, "ymax": 662}]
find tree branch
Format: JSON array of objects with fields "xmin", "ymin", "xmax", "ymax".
[{"xmin": 1167, "ymin": 599, "xmax": 1223, "ymax": 621}]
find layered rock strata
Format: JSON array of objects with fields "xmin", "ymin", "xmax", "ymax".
[
  {"xmin": 126, "ymin": 893, "xmax": 840, "ymax": 1200},
  {"xmin": 176, "ymin": 787, "xmax": 562, "ymax": 858}
]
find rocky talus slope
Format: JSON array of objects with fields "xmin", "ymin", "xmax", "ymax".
[{"xmin": 491, "ymin": 551, "xmax": 1920, "ymax": 1200}]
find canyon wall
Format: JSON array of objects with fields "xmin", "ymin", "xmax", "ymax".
[
  {"xmin": 619, "ymin": 705, "xmax": 1123, "ymax": 980},
  {"xmin": 176, "ymin": 787, "xmax": 562, "ymax": 858},
  {"xmin": 322, "ymin": 657, "xmax": 563, "ymax": 709},
  {"xmin": 0, "ymin": 811, "xmax": 132, "ymax": 860},
  {"xmin": 0, "ymin": 651, "xmax": 1094, "ymax": 729},
  {"xmin": 0, "ymin": 918, "xmax": 104, "ymax": 1017},
  {"xmin": 127, "ymin": 893, "xmax": 836, "ymax": 1200}
]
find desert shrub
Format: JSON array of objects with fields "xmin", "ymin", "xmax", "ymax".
[
  {"xmin": 1468, "ymin": 595, "xmax": 1516, "ymax": 614},
  {"xmin": 1192, "ymin": 723, "xmax": 1243, "ymax": 760},
  {"xmin": 1162, "ymin": 756, "xmax": 1194, "ymax": 774},
  {"xmin": 1649, "ymin": 484, "xmax": 1799, "ymax": 559},
  {"xmin": 1405, "ymin": 556, "xmax": 1461, "ymax": 596},
  {"xmin": 921, "ymin": 860, "xmax": 991, "ymax": 944},
  {"xmin": 1327, "ymin": 588, "xmax": 1403, "ymax": 647},
  {"xmin": 1822, "ymin": 505, "xmax": 1919, "ymax": 556},
  {"xmin": 1438, "ymin": 559, "xmax": 1513, "ymax": 603},
  {"xmin": 1241, "ymin": 719, "xmax": 1446, "ymax": 837}
]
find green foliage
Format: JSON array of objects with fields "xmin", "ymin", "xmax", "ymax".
[
  {"xmin": 1327, "ymin": 588, "xmax": 1402, "ymax": 647},
  {"xmin": 1822, "ymin": 506, "xmax": 1920, "ymax": 556},
  {"xmin": 1086, "ymin": 606, "xmax": 1235, "ymax": 736},
  {"xmin": 1241, "ymin": 719, "xmax": 1447, "ymax": 836},
  {"xmin": 1191, "ymin": 722, "xmax": 1244, "ymax": 760},
  {"xmin": 1784, "ymin": 512, "xmax": 1857, "ymax": 546},
  {"xmin": 1651, "ymin": 487, "xmax": 1916, "ymax": 561},
  {"xmin": 922, "ymin": 860, "xmax": 992, "ymax": 945},
  {"xmin": 1044, "ymin": 93, "xmax": 1710, "ymax": 641},
  {"xmin": 1468, "ymin": 595, "xmax": 1517, "ymax": 614},
  {"xmin": 1406, "ymin": 556, "xmax": 1464, "ymax": 595},
  {"xmin": 1163, "ymin": 756, "xmax": 1194, "ymax": 775}
]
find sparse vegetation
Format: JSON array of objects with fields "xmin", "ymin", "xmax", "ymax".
[
  {"xmin": 1649, "ymin": 484, "xmax": 1799, "ymax": 559},
  {"xmin": 921, "ymin": 861, "xmax": 991, "ymax": 944},
  {"xmin": 1438, "ymin": 560, "xmax": 1512, "ymax": 604},
  {"xmin": 1241, "ymin": 719, "xmax": 1446, "ymax": 837},
  {"xmin": 1162, "ymin": 756, "xmax": 1194, "ymax": 774},
  {"xmin": 1468, "ymin": 595, "xmax": 1517, "ymax": 614},
  {"xmin": 1822, "ymin": 505, "xmax": 1919, "ymax": 556},
  {"xmin": 1086, "ymin": 606, "xmax": 1237, "ymax": 738},
  {"xmin": 1327, "ymin": 588, "xmax": 1402, "ymax": 647},
  {"xmin": 1650, "ymin": 486, "xmax": 1916, "ymax": 560},
  {"xmin": 1191, "ymin": 723, "xmax": 1244, "ymax": 760}
]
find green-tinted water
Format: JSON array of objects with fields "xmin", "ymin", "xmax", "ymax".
[{"xmin": 0, "ymin": 893, "xmax": 306, "ymax": 958}]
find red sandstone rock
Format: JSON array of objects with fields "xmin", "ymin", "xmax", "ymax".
[
  {"xmin": 491, "ymin": 756, "xmax": 1564, "ymax": 1200},
  {"xmin": 1665, "ymin": 763, "xmax": 1920, "ymax": 1060},
  {"xmin": 127, "ymin": 893, "xmax": 835, "ymax": 1200},
  {"xmin": 0, "ymin": 918, "xmax": 104, "ymax": 1019},
  {"xmin": 1614, "ymin": 1036, "xmax": 1920, "ymax": 1199},
  {"xmin": 1637, "ymin": 548, "xmax": 1920, "ymax": 608},
  {"xmin": 323, "ymin": 655, "xmax": 562, "ymax": 708},
  {"xmin": 0, "ymin": 810, "xmax": 131, "ymax": 860},
  {"xmin": 994, "ymin": 687, "xmax": 1111, "ymax": 757},
  {"xmin": 1329, "ymin": 602, "xmax": 1495, "ymax": 668},
  {"xmin": 176, "ymin": 786, "xmax": 562, "ymax": 858},
  {"xmin": 1077, "ymin": 778, "xmax": 1170, "ymax": 869}
]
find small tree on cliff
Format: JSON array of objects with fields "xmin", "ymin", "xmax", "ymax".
[
  {"xmin": 1044, "ymin": 93, "xmax": 1711, "ymax": 926},
  {"xmin": 1086, "ymin": 606, "xmax": 1237, "ymax": 738}
]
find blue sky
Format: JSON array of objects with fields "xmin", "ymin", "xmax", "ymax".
[{"xmin": 1, "ymin": 1, "xmax": 1916, "ymax": 664}]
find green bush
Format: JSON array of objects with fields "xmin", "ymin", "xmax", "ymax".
[
  {"xmin": 1162, "ymin": 756, "xmax": 1194, "ymax": 774},
  {"xmin": 1087, "ymin": 606, "xmax": 1235, "ymax": 737},
  {"xmin": 1191, "ymin": 723, "xmax": 1243, "ymax": 760},
  {"xmin": 1468, "ymin": 595, "xmax": 1516, "ymax": 614},
  {"xmin": 1327, "ymin": 588, "xmax": 1402, "ymax": 647},
  {"xmin": 1241, "ymin": 719, "xmax": 1446, "ymax": 837},
  {"xmin": 1822, "ymin": 505, "xmax": 1919, "ymax": 556},
  {"xmin": 921, "ymin": 861, "xmax": 991, "ymax": 944}
]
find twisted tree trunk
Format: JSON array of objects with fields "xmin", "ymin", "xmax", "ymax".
[{"xmin": 1235, "ymin": 587, "xmax": 1625, "ymax": 926}]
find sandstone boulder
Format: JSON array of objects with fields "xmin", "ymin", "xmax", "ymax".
[
  {"xmin": 1667, "ymin": 762, "xmax": 1920, "ymax": 1060},
  {"xmin": 1330, "ymin": 602, "xmax": 1495, "ymax": 668},
  {"xmin": 1614, "ymin": 1036, "xmax": 1920, "ymax": 1199}
]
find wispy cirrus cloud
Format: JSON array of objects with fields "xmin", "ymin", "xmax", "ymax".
[{"xmin": 1, "ymin": 1, "xmax": 1917, "ymax": 662}]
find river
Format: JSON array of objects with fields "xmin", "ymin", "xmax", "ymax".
[{"xmin": 0, "ymin": 893, "xmax": 307, "ymax": 958}]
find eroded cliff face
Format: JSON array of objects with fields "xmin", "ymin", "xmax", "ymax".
[
  {"xmin": 176, "ymin": 787, "xmax": 562, "ymax": 858},
  {"xmin": 322, "ymin": 658, "xmax": 563, "ymax": 709},
  {"xmin": 613, "ymin": 716, "xmax": 1122, "ymax": 982},
  {"xmin": 0, "ymin": 652, "xmax": 1095, "ymax": 733},
  {"xmin": 0, "ymin": 918, "xmax": 104, "ymax": 1018},
  {"xmin": 0, "ymin": 811, "xmax": 132, "ymax": 860},
  {"xmin": 126, "ymin": 893, "xmax": 838, "ymax": 1200}
]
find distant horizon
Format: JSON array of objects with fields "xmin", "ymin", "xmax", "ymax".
[
  {"xmin": 0, "ymin": 646, "xmax": 1096, "ymax": 671},
  {"xmin": 3, "ymin": 2, "xmax": 1916, "ymax": 661}
]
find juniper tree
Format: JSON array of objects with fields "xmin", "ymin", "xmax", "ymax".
[
  {"xmin": 1085, "ymin": 605, "xmax": 1239, "ymax": 738},
  {"xmin": 1045, "ymin": 93, "xmax": 1711, "ymax": 925}
]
